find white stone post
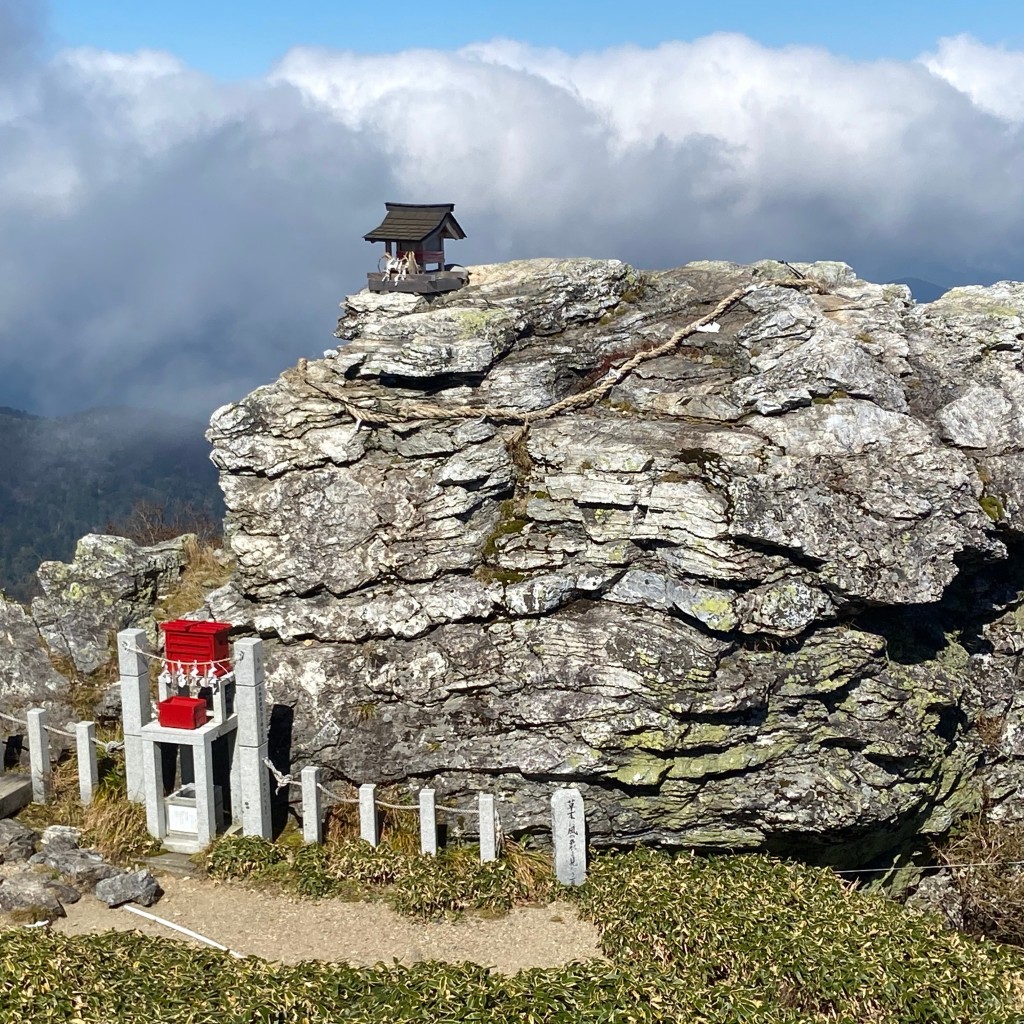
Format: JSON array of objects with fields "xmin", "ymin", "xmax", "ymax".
[
  {"xmin": 301, "ymin": 766, "xmax": 323, "ymax": 844},
  {"xmin": 76, "ymin": 721, "xmax": 98, "ymax": 805},
  {"xmin": 27, "ymin": 708, "xmax": 51, "ymax": 804},
  {"xmin": 210, "ymin": 677, "xmax": 228, "ymax": 725},
  {"xmin": 118, "ymin": 628, "xmax": 152, "ymax": 803},
  {"xmin": 232, "ymin": 637, "xmax": 272, "ymax": 838},
  {"xmin": 478, "ymin": 792, "xmax": 498, "ymax": 863},
  {"xmin": 419, "ymin": 788, "xmax": 437, "ymax": 856},
  {"xmin": 551, "ymin": 787, "xmax": 587, "ymax": 885},
  {"xmin": 141, "ymin": 738, "xmax": 165, "ymax": 839},
  {"xmin": 359, "ymin": 783, "xmax": 378, "ymax": 847},
  {"xmin": 193, "ymin": 738, "xmax": 218, "ymax": 849}
]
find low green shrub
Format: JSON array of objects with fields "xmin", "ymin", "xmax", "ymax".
[
  {"xmin": 33, "ymin": 846, "xmax": 1018, "ymax": 1022},
  {"xmin": 204, "ymin": 835, "xmax": 285, "ymax": 880}
]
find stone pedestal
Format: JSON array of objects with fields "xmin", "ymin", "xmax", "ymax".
[{"xmin": 139, "ymin": 714, "xmax": 238, "ymax": 854}]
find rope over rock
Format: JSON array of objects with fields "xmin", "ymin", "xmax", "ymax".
[{"xmin": 303, "ymin": 277, "xmax": 819, "ymax": 427}]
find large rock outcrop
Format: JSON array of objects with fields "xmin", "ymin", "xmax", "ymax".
[
  {"xmin": 0, "ymin": 595, "xmax": 70, "ymax": 727},
  {"xmin": 205, "ymin": 258, "xmax": 1024, "ymax": 864},
  {"xmin": 32, "ymin": 533, "xmax": 191, "ymax": 676},
  {"xmin": 1, "ymin": 535, "xmax": 193, "ymax": 744}
]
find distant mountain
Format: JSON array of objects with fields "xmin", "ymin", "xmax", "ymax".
[
  {"xmin": 0, "ymin": 406, "xmax": 223, "ymax": 600},
  {"xmin": 892, "ymin": 277, "xmax": 948, "ymax": 303}
]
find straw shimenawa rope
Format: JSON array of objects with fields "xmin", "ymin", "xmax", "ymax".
[{"xmin": 304, "ymin": 278, "xmax": 821, "ymax": 428}]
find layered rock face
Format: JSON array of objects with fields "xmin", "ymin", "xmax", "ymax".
[
  {"xmin": 32, "ymin": 534, "xmax": 191, "ymax": 675},
  {"xmin": 206, "ymin": 258, "xmax": 1024, "ymax": 863},
  {"xmin": 1, "ymin": 534, "xmax": 191, "ymax": 738}
]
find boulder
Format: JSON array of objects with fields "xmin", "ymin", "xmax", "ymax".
[
  {"xmin": 0, "ymin": 594, "xmax": 71, "ymax": 726},
  {"xmin": 0, "ymin": 820, "xmax": 38, "ymax": 865},
  {"xmin": 40, "ymin": 848, "xmax": 122, "ymax": 888},
  {"xmin": 31, "ymin": 533, "xmax": 190, "ymax": 675},
  {"xmin": 40, "ymin": 824, "xmax": 82, "ymax": 848},
  {"xmin": 0, "ymin": 869, "xmax": 78, "ymax": 917},
  {"xmin": 204, "ymin": 258, "xmax": 1024, "ymax": 865},
  {"xmin": 94, "ymin": 869, "xmax": 162, "ymax": 908}
]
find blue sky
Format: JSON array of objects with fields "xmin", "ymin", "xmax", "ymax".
[
  {"xmin": 46, "ymin": 1, "xmax": 1024, "ymax": 78},
  {"xmin": 4, "ymin": 0, "xmax": 1024, "ymax": 416}
]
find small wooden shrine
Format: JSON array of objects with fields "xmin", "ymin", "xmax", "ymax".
[{"xmin": 364, "ymin": 202, "xmax": 468, "ymax": 294}]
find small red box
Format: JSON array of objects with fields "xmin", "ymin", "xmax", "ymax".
[
  {"xmin": 158, "ymin": 696, "xmax": 208, "ymax": 730},
  {"xmin": 160, "ymin": 619, "xmax": 232, "ymax": 677}
]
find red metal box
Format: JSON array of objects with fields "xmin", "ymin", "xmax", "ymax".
[
  {"xmin": 160, "ymin": 619, "xmax": 232, "ymax": 677},
  {"xmin": 157, "ymin": 696, "xmax": 208, "ymax": 730}
]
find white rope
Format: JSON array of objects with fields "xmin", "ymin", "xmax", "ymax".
[
  {"xmin": 316, "ymin": 783, "xmax": 360, "ymax": 805},
  {"xmin": 437, "ymin": 803, "xmax": 481, "ymax": 818},
  {"xmin": 376, "ymin": 799, "xmax": 420, "ymax": 813},
  {"xmin": 120, "ymin": 903, "xmax": 246, "ymax": 958},
  {"xmin": 119, "ymin": 639, "xmax": 234, "ymax": 672},
  {"xmin": 263, "ymin": 757, "xmax": 296, "ymax": 794},
  {"xmin": 258, "ymin": 757, "xmax": 484, "ymax": 815}
]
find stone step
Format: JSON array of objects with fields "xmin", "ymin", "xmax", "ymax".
[
  {"xmin": 144, "ymin": 850, "xmax": 202, "ymax": 878},
  {"xmin": 0, "ymin": 774, "xmax": 32, "ymax": 818}
]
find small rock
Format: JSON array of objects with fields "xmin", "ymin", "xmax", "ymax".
[
  {"xmin": 41, "ymin": 824, "xmax": 82, "ymax": 849},
  {"xmin": 0, "ymin": 870, "xmax": 72, "ymax": 918},
  {"xmin": 0, "ymin": 820, "xmax": 38, "ymax": 864},
  {"xmin": 94, "ymin": 870, "xmax": 162, "ymax": 908},
  {"xmin": 42, "ymin": 848, "xmax": 122, "ymax": 888}
]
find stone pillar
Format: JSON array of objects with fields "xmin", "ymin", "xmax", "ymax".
[
  {"xmin": 301, "ymin": 766, "xmax": 323, "ymax": 844},
  {"xmin": 27, "ymin": 708, "xmax": 50, "ymax": 804},
  {"xmin": 76, "ymin": 721, "xmax": 98, "ymax": 805},
  {"xmin": 118, "ymin": 628, "xmax": 152, "ymax": 803},
  {"xmin": 419, "ymin": 788, "xmax": 437, "ymax": 856},
  {"xmin": 551, "ymin": 787, "xmax": 586, "ymax": 885},
  {"xmin": 478, "ymin": 792, "xmax": 498, "ymax": 863},
  {"xmin": 142, "ymin": 739, "xmax": 166, "ymax": 839},
  {"xmin": 232, "ymin": 637, "xmax": 271, "ymax": 838},
  {"xmin": 193, "ymin": 738, "xmax": 217, "ymax": 849},
  {"xmin": 359, "ymin": 784, "xmax": 378, "ymax": 846}
]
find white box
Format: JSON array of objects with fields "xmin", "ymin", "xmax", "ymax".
[{"xmin": 165, "ymin": 784, "xmax": 224, "ymax": 835}]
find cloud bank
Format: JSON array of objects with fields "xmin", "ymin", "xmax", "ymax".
[{"xmin": 2, "ymin": 13, "xmax": 1024, "ymax": 418}]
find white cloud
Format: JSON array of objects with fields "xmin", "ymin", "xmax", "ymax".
[
  {"xmin": 1, "ymin": 18, "xmax": 1024, "ymax": 418},
  {"xmin": 922, "ymin": 34, "xmax": 1024, "ymax": 122}
]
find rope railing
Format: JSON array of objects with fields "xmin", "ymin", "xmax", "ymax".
[
  {"xmin": 0, "ymin": 710, "xmax": 123, "ymax": 753},
  {"xmin": 261, "ymin": 757, "xmax": 480, "ymax": 815},
  {"xmin": 8, "ymin": 709, "xmax": 1024, "ymax": 880}
]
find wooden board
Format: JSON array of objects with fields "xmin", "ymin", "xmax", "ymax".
[{"xmin": 367, "ymin": 271, "xmax": 468, "ymax": 295}]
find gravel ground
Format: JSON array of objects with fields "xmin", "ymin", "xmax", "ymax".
[{"xmin": 48, "ymin": 876, "xmax": 602, "ymax": 973}]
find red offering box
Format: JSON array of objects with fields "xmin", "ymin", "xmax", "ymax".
[
  {"xmin": 160, "ymin": 620, "xmax": 232, "ymax": 677},
  {"xmin": 158, "ymin": 696, "xmax": 208, "ymax": 730}
]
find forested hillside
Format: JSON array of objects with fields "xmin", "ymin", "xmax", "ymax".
[{"xmin": 0, "ymin": 406, "xmax": 222, "ymax": 599}]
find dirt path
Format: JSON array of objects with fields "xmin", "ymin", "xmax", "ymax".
[{"xmin": 49, "ymin": 876, "xmax": 602, "ymax": 973}]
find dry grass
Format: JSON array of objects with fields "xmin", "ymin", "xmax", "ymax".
[
  {"xmin": 41, "ymin": 641, "xmax": 118, "ymax": 722},
  {"xmin": 154, "ymin": 536, "xmax": 234, "ymax": 622},
  {"xmin": 16, "ymin": 752, "xmax": 159, "ymax": 864},
  {"xmin": 939, "ymin": 816, "xmax": 1024, "ymax": 946}
]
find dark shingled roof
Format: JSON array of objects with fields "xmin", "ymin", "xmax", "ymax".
[{"xmin": 364, "ymin": 203, "xmax": 466, "ymax": 243}]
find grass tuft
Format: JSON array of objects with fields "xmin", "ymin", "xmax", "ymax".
[
  {"xmin": 16, "ymin": 750, "xmax": 158, "ymax": 863},
  {"xmin": 153, "ymin": 535, "xmax": 233, "ymax": 622}
]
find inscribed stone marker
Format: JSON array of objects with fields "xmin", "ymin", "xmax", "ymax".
[
  {"xmin": 419, "ymin": 788, "xmax": 437, "ymax": 855},
  {"xmin": 359, "ymin": 783, "xmax": 379, "ymax": 846},
  {"xmin": 551, "ymin": 787, "xmax": 586, "ymax": 885}
]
